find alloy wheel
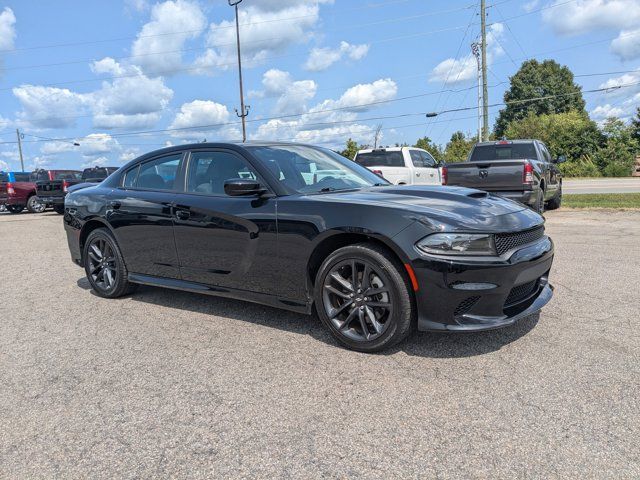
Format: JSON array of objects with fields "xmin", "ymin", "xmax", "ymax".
[
  {"xmin": 87, "ymin": 238, "xmax": 117, "ymax": 291},
  {"xmin": 322, "ymin": 259, "xmax": 393, "ymax": 342}
]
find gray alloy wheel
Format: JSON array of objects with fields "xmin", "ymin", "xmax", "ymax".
[
  {"xmin": 315, "ymin": 243, "xmax": 414, "ymax": 352},
  {"xmin": 27, "ymin": 195, "xmax": 46, "ymax": 213},
  {"xmin": 534, "ymin": 189, "xmax": 545, "ymax": 214},
  {"xmin": 83, "ymin": 228, "xmax": 136, "ymax": 298}
]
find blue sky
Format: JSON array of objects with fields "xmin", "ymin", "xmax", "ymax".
[{"xmin": 0, "ymin": 0, "xmax": 639, "ymax": 170}]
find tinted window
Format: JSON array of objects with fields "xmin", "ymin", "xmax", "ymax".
[
  {"xmin": 420, "ymin": 151, "xmax": 437, "ymax": 168},
  {"xmin": 137, "ymin": 155, "xmax": 181, "ymax": 190},
  {"xmin": 470, "ymin": 143, "xmax": 538, "ymax": 161},
  {"xmin": 539, "ymin": 144, "xmax": 551, "ymax": 162},
  {"xmin": 54, "ymin": 171, "xmax": 82, "ymax": 181},
  {"xmin": 409, "ymin": 150, "xmax": 424, "ymax": 167},
  {"xmin": 31, "ymin": 171, "xmax": 49, "ymax": 182},
  {"xmin": 187, "ymin": 151, "xmax": 258, "ymax": 195},
  {"xmin": 355, "ymin": 151, "xmax": 404, "ymax": 167},
  {"xmin": 248, "ymin": 145, "xmax": 387, "ymax": 194},
  {"xmin": 14, "ymin": 173, "xmax": 31, "ymax": 182},
  {"xmin": 123, "ymin": 166, "xmax": 139, "ymax": 188}
]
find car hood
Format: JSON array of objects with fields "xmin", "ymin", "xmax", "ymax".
[{"xmin": 314, "ymin": 185, "xmax": 542, "ymax": 232}]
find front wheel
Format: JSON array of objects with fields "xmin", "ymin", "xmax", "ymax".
[
  {"xmin": 6, "ymin": 205, "xmax": 24, "ymax": 214},
  {"xmin": 27, "ymin": 196, "xmax": 45, "ymax": 213},
  {"xmin": 84, "ymin": 228, "xmax": 137, "ymax": 298},
  {"xmin": 314, "ymin": 243, "xmax": 414, "ymax": 352}
]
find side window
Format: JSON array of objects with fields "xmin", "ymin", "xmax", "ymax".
[
  {"xmin": 409, "ymin": 150, "xmax": 424, "ymax": 167},
  {"xmin": 123, "ymin": 166, "xmax": 139, "ymax": 188},
  {"xmin": 187, "ymin": 151, "xmax": 259, "ymax": 195},
  {"xmin": 539, "ymin": 144, "xmax": 551, "ymax": 162},
  {"xmin": 421, "ymin": 151, "xmax": 437, "ymax": 168},
  {"xmin": 136, "ymin": 154, "xmax": 182, "ymax": 191}
]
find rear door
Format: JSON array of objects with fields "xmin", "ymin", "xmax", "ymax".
[
  {"xmin": 172, "ymin": 148, "xmax": 279, "ymax": 295},
  {"xmin": 107, "ymin": 153, "xmax": 184, "ymax": 279},
  {"xmin": 413, "ymin": 150, "xmax": 441, "ymax": 185},
  {"xmin": 538, "ymin": 143, "xmax": 560, "ymax": 198}
]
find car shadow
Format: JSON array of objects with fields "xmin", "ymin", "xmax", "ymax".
[{"xmin": 76, "ymin": 278, "xmax": 540, "ymax": 359}]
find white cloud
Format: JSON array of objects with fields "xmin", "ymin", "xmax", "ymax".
[
  {"xmin": 168, "ymin": 100, "xmax": 240, "ymax": 140},
  {"xmin": 0, "ymin": 114, "xmax": 9, "ymax": 130},
  {"xmin": 89, "ymin": 58, "xmax": 173, "ymax": 129},
  {"xmin": 119, "ymin": 148, "xmax": 140, "ymax": 163},
  {"xmin": 610, "ymin": 29, "xmax": 640, "ymax": 60},
  {"xmin": 593, "ymin": 68, "xmax": 640, "ymax": 119},
  {"xmin": 131, "ymin": 0, "xmax": 206, "ymax": 74},
  {"xmin": 193, "ymin": 1, "xmax": 331, "ymax": 75},
  {"xmin": 125, "ymin": 0, "xmax": 149, "ymax": 13},
  {"xmin": 252, "ymin": 69, "xmax": 317, "ymax": 115},
  {"xmin": 0, "ymin": 7, "xmax": 16, "ymax": 51},
  {"xmin": 253, "ymin": 78, "xmax": 396, "ymax": 147},
  {"xmin": 82, "ymin": 156, "xmax": 111, "ymax": 168},
  {"xmin": 523, "ymin": 0, "xmax": 540, "ymax": 12},
  {"xmin": 12, "ymin": 85, "xmax": 89, "ymax": 129},
  {"xmin": 304, "ymin": 41, "xmax": 370, "ymax": 71},
  {"xmin": 429, "ymin": 23, "xmax": 504, "ymax": 84},
  {"xmin": 542, "ymin": 0, "xmax": 640, "ymax": 36},
  {"xmin": 0, "ymin": 159, "xmax": 8, "ymax": 170}
]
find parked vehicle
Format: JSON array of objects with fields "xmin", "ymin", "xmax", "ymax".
[
  {"xmin": 354, "ymin": 147, "xmax": 442, "ymax": 185},
  {"xmin": 34, "ymin": 169, "xmax": 82, "ymax": 214},
  {"xmin": 0, "ymin": 171, "xmax": 42, "ymax": 214},
  {"xmin": 64, "ymin": 142, "xmax": 554, "ymax": 352},
  {"xmin": 443, "ymin": 140, "xmax": 564, "ymax": 212},
  {"xmin": 36, "ymin": 167, "xmax": 117, "ymax": 214}
]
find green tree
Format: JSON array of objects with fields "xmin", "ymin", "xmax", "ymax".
[
  {"xmin": 340, "ymin": 138, "xmax": 359, "ymax": 160},
  {"xmin": 495, "ymin": 60, "xmax": 586, "ymax": 136},
  {"xmin": 631, "ymin": 107, "xmax": 640, "ymax": 143},
  {"xmin": 413, "ymin": 136, "xmax": 443, "ymax": 161},
  {"xmin": 443, "ymin": 131, "xmax": 475, "ymax": 163},
  {"xmin": 504, "ymin": 110, "xmax": 603, "ymax": 176},
  {"xmin": 595, "ymin": 118, "xmax": 639, "ymax": 177}
]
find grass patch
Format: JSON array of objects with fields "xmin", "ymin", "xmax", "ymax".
[{"xmin": 563, "ymin": 193, "xmax": 640, "ymax": 209}]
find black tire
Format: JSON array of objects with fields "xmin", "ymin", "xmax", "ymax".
[
  {"xmin": 53, "ymin": 205, "xmax": 65, "ymax": 214},
  {"xmin": 27, "ymin": 195, "xmax": 45, "ymax": 213},
  {"xmin": 532, "ymin": 189, "xmax": 545, "ymax": 214},
  {"xmin": 83, "ymin": 228, "xmax": 137, "ymax": 298},
  {"xmin": 6, "ymin": 205, "xmax": 24, "ymax": 214},
  {"xmin": 545, "ymin": 184, "xmax": 562, "ymax": 210},
  {"xmin": 314, "ymin": 243, "xmax": 414, "ymax": 353}
]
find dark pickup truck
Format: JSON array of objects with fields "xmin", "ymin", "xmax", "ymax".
[
  {"xmin": 443, "ymin": 140, "xmax": 564, "ymax": 212},
  {"xmin": 36, "ymin": 166, "xmax": 117, "ymax": 214}
]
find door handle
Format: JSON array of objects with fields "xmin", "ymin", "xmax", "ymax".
[
  {"xmin": 108, "ymin": 200, "xmax": 121, "ymax": 210},
  {"xmin": 175, "ymin": 210, "xmax": 190, "ymax": 220},
  {"xmin": 416, "ymin": 173, "xmax": 421, "ymax": 177}
]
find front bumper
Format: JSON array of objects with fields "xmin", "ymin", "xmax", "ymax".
[
  {"xmin": 37, "ymin": 195, "xmax": 65, "ymax": 206},
  {"xmin": 411, "ymin": 237, "xmax": 554, "ymax": 332}
]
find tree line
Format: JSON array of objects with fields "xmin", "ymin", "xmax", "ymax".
[{"xmin": 341, "ymin": 59, "xmax": 640, "ymax": 177}]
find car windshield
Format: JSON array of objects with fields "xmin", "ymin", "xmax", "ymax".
[
  {"xmin": 246, "ymin": 145, "xmax": 388, "ymax": 194},
  {"xmin": 355, "ymin": 150, "xmax": 404, "ymax": 167},
  {"xmin": 82, "ymin": 169, "xmax": 109, "ymax": 180}
]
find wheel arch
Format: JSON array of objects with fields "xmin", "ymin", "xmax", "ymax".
[
  {"xmin": 306, "ymin": 231, "xmax": 411, "ymax": 289},
  {"xmin": 79, "ymin": 217, "xmax": 116, "ymax": 261}
]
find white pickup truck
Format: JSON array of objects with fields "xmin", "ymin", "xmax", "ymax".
[{"xmin": 354, "ymin": 147, "xmax": 442, "ymax": 185}]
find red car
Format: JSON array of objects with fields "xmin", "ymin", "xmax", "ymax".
[{"xmin": 0, "ymin": 171, "xmax": 42, "ymax": 214}]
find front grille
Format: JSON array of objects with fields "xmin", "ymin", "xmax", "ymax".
[
  {"xmin": 454, "ymin": 296, "xmax": 480, "ymax": 317},
  {"xmin": 505, "ymin": 280, "xmax": 538, "ymax": 306},
  {"xmin": 494, "ymin": 226, "xmax": 544, "ymax": 256}
]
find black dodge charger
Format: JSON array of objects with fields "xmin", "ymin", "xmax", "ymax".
[{"xmin": 63, "ymin": 142, "xmax": 554, "ymax": 352}]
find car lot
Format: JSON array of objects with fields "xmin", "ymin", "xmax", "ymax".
[{"xmin": 1, "ymin": 209, "xmax": 639, "ymax": 478}]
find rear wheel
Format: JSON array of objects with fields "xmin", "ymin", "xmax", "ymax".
[
  {"xmin": 533, "ymin": 189, "xmax": 545, "ymax": 214},
  {"xmin": 6, "ymin": 205, "xmax": 24, "ymax": 214},
  {"xmin": 84, "ymin": 228, "xmax": 136, "ymax": 298},
  {"xmin": 545, "ymin": 184, "xmax": 562, "ymax": 210},
  {"xmin": 53, "ymin": 205, "xmax": 65, "ymax": 214},
  {"xmin": 27, "ymin": 195, "xmax": 45, "ymax": 213},
  {"xmin": 314, "ymin": 243, "xmax": 414, "ymax": 352}
]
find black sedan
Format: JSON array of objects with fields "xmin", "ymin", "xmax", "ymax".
[{"xmin": 63, "ymin": 142, "xmax": 554, "ymax": 352}]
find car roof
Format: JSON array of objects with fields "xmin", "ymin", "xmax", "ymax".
[
  {"xmin": 357, "ymin": 147, "xmax": 423, "ymax": 154},
  {"xmin": 474, "ymin": 139, "xmax": 539, "ymax": 146}
]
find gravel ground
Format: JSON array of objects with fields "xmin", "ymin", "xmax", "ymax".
[{"xmin": 1, "ymin": 209, "xmax": 639, "ymax": 479}]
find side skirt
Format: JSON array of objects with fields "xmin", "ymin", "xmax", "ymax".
[{"xmin": 128, "ymin": 273, "xmax": 312, "ymax": 315}]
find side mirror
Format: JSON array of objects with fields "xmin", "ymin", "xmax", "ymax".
[
  {"xmin": 555, "ymin": 155, "xmax": 567, "ymax": 164},
  {"xmin": 224, "ymin": 178, "xmax": 266, "ymax": 196}
]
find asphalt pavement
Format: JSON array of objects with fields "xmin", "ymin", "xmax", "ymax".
[
  {"xmin": 1, "ymin": 209, "xmax": 639, "ymax": 478},
  {"xmin": 563, "ymin": 177, "xmax": 640, "ymax": 194}
]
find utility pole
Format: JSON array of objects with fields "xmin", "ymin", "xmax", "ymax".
[
  {"xmin": 471, "ymin": 42, "xmax": 482, "ymax": 143},
  {"xmin": 229, "ymin": 0, "xmax": 249, "ymax": 142},
  {"xmin": 16, "ymin": 129, "xmax": 25, "ymax": 171},
  {"xmin": 373, "ymin": 124, "xmax": 383, "ymax": 148},
  {"xmin": 480, "ymin": 0, "xmax": 489, "ymax": 141}
]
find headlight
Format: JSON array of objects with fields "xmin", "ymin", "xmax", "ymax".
[{"xmin": 416, "ymin": 233, "xmax": 495, "ymax": 256}]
